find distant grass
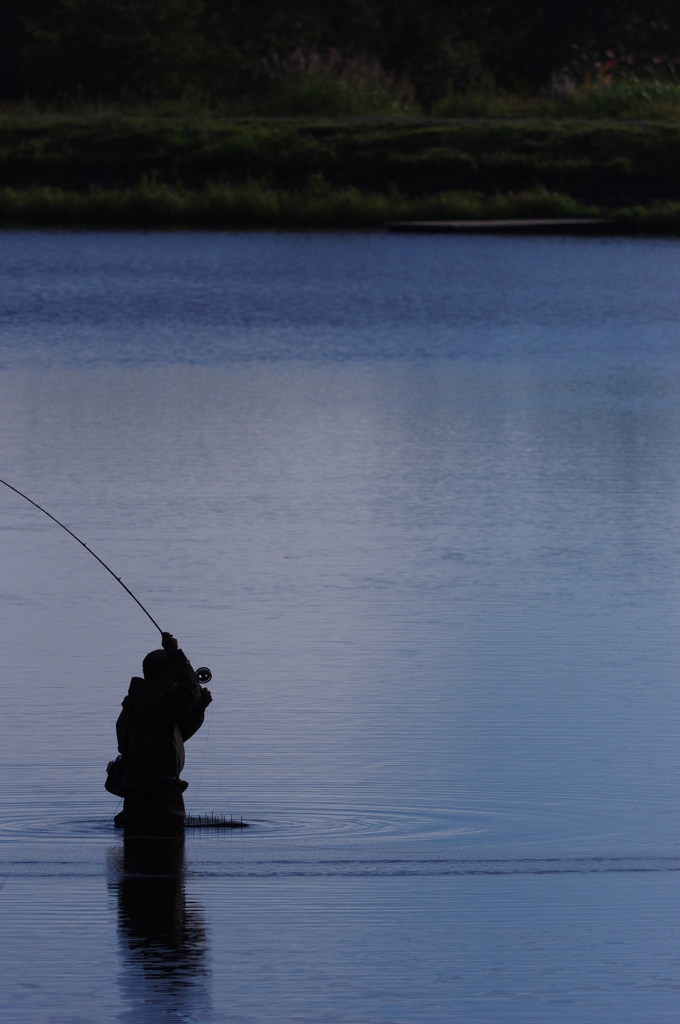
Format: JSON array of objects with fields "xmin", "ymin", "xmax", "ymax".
[
  {"xmin": 0, "ymin": 115, "xmax": 680, "ymax": 229},
  {"xmin": 7, "ymin": 75, "xmax": 680, "ymax": 120},
  {"xmin": 610, "ymin": 200, "xmax": 680, "ymax": 232},
  {"xmin": 0, "ymin": 181, "xmax": 676, "ymax": 231},
  {"xmin": 2, "ymin": 115, "xmax": 680, "ymax": 209},
  {"xmin": 232, "ymin": 68, "xmax": 418, "ymax": 117},
  {"xmin": 434, "ymin": 79, "xmax": 680, "ymax": 121},
  {"xmin": 8, "ymin": 78, "xmax": 680, "ymax": 121}
]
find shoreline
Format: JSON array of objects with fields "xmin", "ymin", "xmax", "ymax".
[{"xmin": 0, "ymin": 185, "xmax": 677, "ymax": 232}]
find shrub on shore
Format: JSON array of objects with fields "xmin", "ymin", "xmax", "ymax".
[{"xmin": 238, "ymin": 50, "xmax": 418, "ymax": 117}]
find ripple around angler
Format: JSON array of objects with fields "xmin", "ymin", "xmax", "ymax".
[
  {"xmin": 0, "ymin": 806, "xmax": 489, "ymax": 845},
  {"xmin": 186, "ymin": 855, "xmax": 680, "ymax": 878},
  {"xmin": 232, "ymin": 806, "xmax": 488, "ymax": 841},
  {"xmin": 0, "ymin": 814, "xmax": 118, "ymax": 839}
]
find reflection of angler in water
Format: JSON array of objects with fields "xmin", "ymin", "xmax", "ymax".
[{"xmin": 117, "ymin": 836, "xmax": 211, "ymax": 1023}]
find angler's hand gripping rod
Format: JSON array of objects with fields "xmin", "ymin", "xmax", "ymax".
[{"xmin": 0, "ymin": 477, "xmax": 163, "ymax": 634}]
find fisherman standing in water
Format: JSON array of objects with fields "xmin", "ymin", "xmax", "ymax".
[
  {"xmin": 0, "ymin": 480, "xmax": 214, "ymax": 834},
  {"xmin": 113, "ymin": 632, "xmax": 212, "ymax": 833}
]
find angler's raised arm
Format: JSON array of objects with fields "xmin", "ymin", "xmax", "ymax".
[{"xmin": 157, "ymin": 634, "xmax": 202, "ymax": 723}]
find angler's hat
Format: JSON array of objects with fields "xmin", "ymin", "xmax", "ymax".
[{"xmin": 142, "ymin": 649, "xmax": 169, "ymax": 683}]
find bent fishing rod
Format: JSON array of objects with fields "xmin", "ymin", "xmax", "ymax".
[{"xmin": 0, "ymin": 477, "xmax": 163, "ymax": 635}]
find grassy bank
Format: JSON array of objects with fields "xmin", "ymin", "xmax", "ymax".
[
  {"xmin": 3, "ymin": 113, "xmax": 680, "ymax": 228},
  {"xmin": 0, "ymin": 182, "xmax": 678, "ymax": 231},
  {"xmin": 14, "ymin": 78, "xmax": 680, "ymax": 121},
  {"xmin": 3, "ymin": 114, "xmax": 680, "ymax": 205},
  {"xmin": 432, "ymin": 80, "xmax": 680, "ymax": 121}
]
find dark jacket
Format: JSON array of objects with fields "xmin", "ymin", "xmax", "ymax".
[{"xmin": 116, "ymin": 648, "xmax": 204, "ymax": 799}]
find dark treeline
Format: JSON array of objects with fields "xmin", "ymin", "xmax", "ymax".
[{"xmin": 2, "ymin": 1, "xmax": 680, "ymax": 110}]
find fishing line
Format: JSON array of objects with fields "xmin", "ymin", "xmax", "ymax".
[
  {"xmin": 189, "ymin": 711, "xmax": 210, "ymax": 815},
  {"xmin": 111, "ymin": 798, "xmax": 122, "ymax": 827},
  {"xmin": 0, "ymin": 477, "xmax": 163, "ymax": 634}
]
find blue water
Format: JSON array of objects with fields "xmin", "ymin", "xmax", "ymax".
[{"xmin": 1, "ymin": 230, "xmax": 680, "ymax": 1021}]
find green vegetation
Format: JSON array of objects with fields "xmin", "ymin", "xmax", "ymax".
[
  {"xmin": 433, "ymin": 81, "xmax": 680, "ymax": 121},
  {"xmin": 3, "ymin": 3, "xmax": 680, "ymax": 228},
  {"xmin": 3, "ymin": 180, "xmax": 680, "ymax": 232},
  {"xmin": 0, "ymin": 182, "xmax": 602, "ymax": 229},
  {"xmin": 4, "ymin": 1, "xmax": 680, "ymax": 113},
  {"xmin": 0, "ymin": 115, "xmax": 676, "ymax": 230},
  {"xmin": 1, "ymin": 115, "xmax": 679, "ymax": 205}
]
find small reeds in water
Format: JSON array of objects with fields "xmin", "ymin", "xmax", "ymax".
[{"xmin": 185, "ymin": 813, "xmax": 249, "ymax": 828}]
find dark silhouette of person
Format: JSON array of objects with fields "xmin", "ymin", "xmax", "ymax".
[
  {"xmin": 116, "ymin": 835, "xmax": 211, "ymax": 1022},
  {"xmin": 114, "ymin": 631, "xmax": 212, "ymax": 833}
]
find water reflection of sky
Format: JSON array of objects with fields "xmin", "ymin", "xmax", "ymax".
[
  {"xmin": 0, "ymin": 231, "xmax": 679, "ymax": 368},
  {"xmin": 1, "ymin": 231, "xmax": 680, "ymax": 1021}
]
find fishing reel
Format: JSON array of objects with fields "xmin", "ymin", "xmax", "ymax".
[{"xmin": 196, "ymin": 666, "xmax": 212, "ymax": 684}]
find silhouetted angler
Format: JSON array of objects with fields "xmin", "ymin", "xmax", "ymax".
[{"xmin": 114, "ymin": 632, "xmax": 212, "ymax": 832}]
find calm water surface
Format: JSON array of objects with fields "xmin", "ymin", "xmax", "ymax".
[{"xmin": 1, "ymin": 231, "xmax": 680, "ymax": 1021}]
